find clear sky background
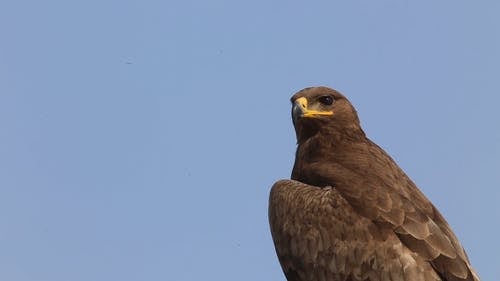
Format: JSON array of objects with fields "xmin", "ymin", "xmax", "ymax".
[{"xmin": 1, "ymin": 1, "xmax": 498, "ymax": 280}]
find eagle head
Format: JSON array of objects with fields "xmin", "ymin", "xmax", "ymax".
[{"xmin": 291, "ymin": 86, "xmax": 363, "ymax": 143}]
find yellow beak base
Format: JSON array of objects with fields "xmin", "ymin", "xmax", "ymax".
[{"xmin": 294, "ymin": 97, "xmax": 333, "ymax": 118}]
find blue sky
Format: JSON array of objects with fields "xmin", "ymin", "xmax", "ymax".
[{"xmin": 1, "ymin": 1, "xmax": 498, "ymax": 280}]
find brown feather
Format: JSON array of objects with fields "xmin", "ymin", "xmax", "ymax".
[{"xmin": 270, "ymin": 180, "xmax": 442, "ymax": 281}]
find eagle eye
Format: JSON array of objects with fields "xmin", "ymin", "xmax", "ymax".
[{"xmin": 318, "ymin": 95, "xmax": 334, "ymax": 106}]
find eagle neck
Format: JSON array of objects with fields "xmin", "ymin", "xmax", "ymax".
[{"xmin": 291, "ymin": 127, "xmax": 366, "ymax": 184}]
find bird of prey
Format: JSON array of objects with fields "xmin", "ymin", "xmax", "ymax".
[{"xmin": 269, "ymin": 87, "xmax": 480, "ymax": 281}]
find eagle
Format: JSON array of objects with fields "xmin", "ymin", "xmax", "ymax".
[{"xmin": 269, "ymin": 87, "xmax": 480, "ymax": 281}]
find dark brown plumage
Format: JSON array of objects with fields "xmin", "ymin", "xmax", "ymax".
[{"xmin": 269, "ymin": 87, "xmax": 480, "ymax": 281}]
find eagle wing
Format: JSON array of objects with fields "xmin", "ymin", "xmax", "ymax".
[
  {"xmin": 269, "ymin": 179, "xmax": 442, "ymax": 281},
  {"xmin": 297, "ymin": 141, "xmax": 479, "ymax": 281}
]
